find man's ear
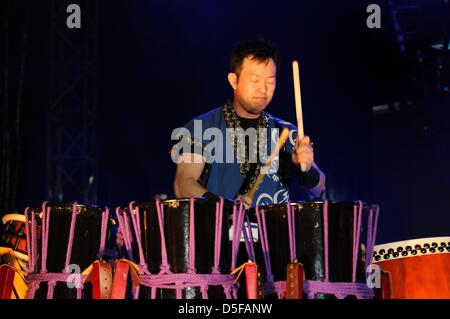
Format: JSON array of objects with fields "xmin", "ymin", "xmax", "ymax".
[{"xmin": 227, "ymin": 73, "xmax": 238, "ymax": 90}]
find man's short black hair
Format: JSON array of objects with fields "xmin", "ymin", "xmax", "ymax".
[{"xmin": 229, "ymin": 39, "xmax": 278, "ymax": 76}]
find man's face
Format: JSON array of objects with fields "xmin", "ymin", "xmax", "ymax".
[{"xmin": 231, "ymin": 57, "xmax": 277, "ymax": 116}]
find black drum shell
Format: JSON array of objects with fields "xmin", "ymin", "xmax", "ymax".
[
  {"xmin": 129, "ymin": 198, "xmax": 236, "ymax": 299},
  {"xmin": 246, "ymin": 201, "xmax": 370, "ymax": 299},
  {"xmin": 32, "ymin": 203, "xmax": 106, "ymax": 299}
]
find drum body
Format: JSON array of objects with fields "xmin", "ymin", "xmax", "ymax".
[
  {"xmin": 118, "ymin": 198, "xmax": 242, "ymax": 299},
  {"xmin": 26, "ymin": 203, "xmax": 108, "ymax": 299},
  {"xmin": 246, "ymin": 201, "xmax": 378, "ymax": 299},
  {"xmin": 373, "ymin": 237, "xmax": 450, "ymax": 299}
]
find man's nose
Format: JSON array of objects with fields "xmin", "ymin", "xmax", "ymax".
[{"xmin": 258, "ymin": 82, "xmax": 267, "ymax": 93}]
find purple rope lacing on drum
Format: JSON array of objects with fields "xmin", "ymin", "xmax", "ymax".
[
  {"xmin": 231, "ymin": 204, "xmax": 238, "ymax": 268},
  {"xmin": 256, "ymin": 202, "xmax": 298, "ymax": 299},
  {"xmin": 149, "ymin": 198, "xmax": 233, "ymax": 298},
  {"xmin": 212, "ymin": 198, "xmax": 224, "ymax": 274},
  {"xmin": 63, "ymin": 203, "xmax": 78, "ymax": 272},
  {"xmin": 352, "ymin": 201, "xmax": 363, "ymax": 282},
  {"xmin": 188, "ymin": 198, "xmax": 196, "ymax": 274},
  {"xmin": 25, "ymin": 202, "xmax": 109, "ymax": 299},
  {"xmin": 98, "ymin": 208, "xmax": 110, "ymax": 258},
  {"xmin": 40, "ymin": 202, "xmax": 49, "ymax": 273},
  {"xmin": 365, "ymin": 205, "xmax": 379, "ymax": 269},
  {"xmin": 26, "ymin": 207, "xmax": 39, "ymax": 274},
  {"xmin": 256, "ymin": 206, "xmax": 281, "ymax": 296},
  {"xmin": 155, "ymin": 199, "xmax": 171, "ymax": 274},
  {"xmin": 303, "ymin": 200, "xmax": 375, "ymax": 299},
  {"xmin": 26, "ymin": 272, "xmax": 85, "ymax": 299},
  {"xmin": 236, "ymin": 201, "xmax": 246, "ymax": 267},
  {"xmin": 24, "ymin": 207, "xmax": 33, "ymax": 272},
  {"xmin": 287, "ymin": 202, "xmax": 296, "ymax": 262},
  {"xmin": 32, "ymin": 208, "xmax": 37, "ymax": 274},
  {"xmin": 324, "ymin": 200, "xmax": 330, "ymax": 281},
  {"xmin": 115, "ymin": 207, "xmax": 133, "ymax": 260},
  {"xmin": 123, "ymin": 210, "xmax": 135, "ymax": 258},
  {"xmin": 303, "ymin": 280, "xmax": 374, "ymax": 299},
  {"xmin": 241, "ymin": 214, "xmax": 255, "ymax": 262},
  {"xmin": 231, "ymin": 201, "xmax": 246, "ymax": 271},
  {"xmin": 41, "ymin": 205, "xmax": 51, "ymax": 273},
  {"xmin": 255, "ymin": 201, "xmax": 377, "ymax": 299},
  {"xmin": 263, "ymin": 281, "xmax": 286, "ymax": 299},
  {"xmin": 124, "ymin": 198, "xmax": 244, "ymax": 299},
  {"xmin": 129, "ymin": 202, "xmax": 148, "ymax": 274}
]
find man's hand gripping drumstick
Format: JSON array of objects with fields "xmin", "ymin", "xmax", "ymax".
[
  {"xmin": 237, "ymin": 128, "xmax": 290, "ymax": 209},
  {"xmin": 292, "ymin": 60, "xmax": 314, "ymax": 173}
]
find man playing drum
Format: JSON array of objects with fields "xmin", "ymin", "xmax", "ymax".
[{"xmin": 172, "ymin": 40, "xmax": 326, "ymax": 208}]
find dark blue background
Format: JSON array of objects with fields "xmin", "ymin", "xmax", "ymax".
[{"xmin": 6, "ymin": 0, "xmax": 450, "ymax": 244}]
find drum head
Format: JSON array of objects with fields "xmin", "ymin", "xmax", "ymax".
[{"xmin": 373, "ymin": 237, "xmax": 450, "ymax": 299}]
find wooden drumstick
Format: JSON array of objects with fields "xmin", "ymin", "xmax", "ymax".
[
  {"xmin": 247, "ymin": 128, "xmax": 290, "ymax": 203},
  {"xmin": 292, "ymin": 60, "xmax": 307, "ymax": 172}
]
